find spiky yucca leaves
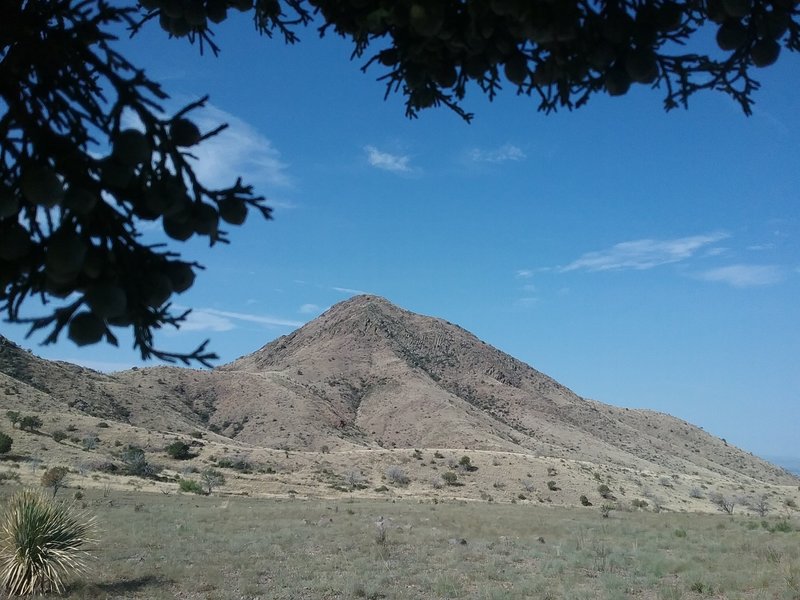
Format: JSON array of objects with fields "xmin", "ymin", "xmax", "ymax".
[{"xmin": 0, "ymin": 489, "xmax": 95, "ymax": 596}]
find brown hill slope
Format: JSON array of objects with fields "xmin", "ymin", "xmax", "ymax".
[{"xmin": 0, "ymin": 295, "xmax": 794, "ymax": 487}]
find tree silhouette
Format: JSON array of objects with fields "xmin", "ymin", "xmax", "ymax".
[{"xmin": 2, "ymin": 0, "xmax": 797, "ymax": 364}]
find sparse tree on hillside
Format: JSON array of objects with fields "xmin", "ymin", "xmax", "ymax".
[
  {"xmin": 709, "ymin": 491, "xmax": 736, "ymax": 515},
  {"xmin": 750, "ymin": 494, "xmax": 769, "ymax": 517},
  {"xmin": 201, "ymin": 468, "xmax": 225, "ymax": 495},
  {"xmin": 41, "ymin": 466, "xmax": 69, "ymax": 497},
  {"xmin": 5, "ymin": 412, "xmax": 21, "ymax": 429},
  {"xmin": 121, "ymin": 446, "xmax": 155, "ymax": 477},
  {"xmin": 2, "ymin": 0, "xmax": 798, "ymax": 363}
]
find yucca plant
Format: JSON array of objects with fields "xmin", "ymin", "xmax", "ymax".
[{"xmin": 0, "ymin": 489, "xmax": 95, "ymax": 596}]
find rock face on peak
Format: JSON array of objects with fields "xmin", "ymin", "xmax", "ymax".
[{"xmin": 0, "ymin": 297, "xmax": 795, "ymax": 487}]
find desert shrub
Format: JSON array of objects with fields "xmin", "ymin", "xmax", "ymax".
[
  {"xmin": 82, "ymin": 435, "xmax": 99, "ymax": 450},
  {"xmin": 65, "ymin": 424, "xmax": 78, "ymax": 432},
  {"xmin": 217, "ymin": 456, "xmax": 252, "ymax": 472},
  {"xmin": 413, "ymin": 449, "xmax": 423, "ymax": 460},
  {"xmin": 547, "ymin": 466, "xmax": 558, "ymax": 477},
  {"xmin": 190, "ymin": 431, "xmax": 203, "ymax": 439},
  {"xmin": 580, "ymin": 495, "xmax": 592, "ymax": 506},
  {"xmin": 785, "ymin": 498, "xmax": 798, "ymax": 509},
  {"xmin": 689, "ymin": 487, "xmax": 704, "ymax": 499},
  {"xmin": 767, "ymin": 520, "xmax": 794, "ymax": 533},
  {"xmin": 750, "ymin": 494, "xmax": 769, "ymax": 516},
  {"xmin": 0, "ymin": 472, "xmax": 21, "ymax": 484},
  {"xmin": 631, "ymin": 498, "xmax": 649, "ymax": 509},
  {"xmin": 121, "ymin": 446, "xmax": 155, "ymax": 477},
  {"xmin": 521, "ymin": 479, "xmax": 535, "ymax": 493},
  {"xmin": 41, "ymin": 467, "xmax": 69, "ymax": 497},
  {"xmin": 178, "ymin": 479, "xmax": 204, "ymax": 494},
  {"xmin": 374, "ymin": 485, "xmax": 389, "ymax": 492},
  {"xmin": 320, "ymin": 445, "xmax": 330, "ymax": 454},
  {"xmin": 433, "ymin": 451, "xmax": 444, "ymax": 459},
  {"xmin": 85, "ymin": 460, "xmax": 117, "ymax": 474},
  {"xmin": 201, "ymin": 468, "xmax": 225, "ymax": 494},
  {"xmin": 0, "ymin": 433, "xmax": 11, "ymax": 454},
  {"xmin": 5, "ymin": 411, "xmax": 21, "ymax": 428},
  {"xmin": 598, "ymin": 484, "xmax": 613, "ymax": 498},
  {"xmin": 19, "ymin": 415, "xmax": 43, "ymax": 432},
  {"xmin": 600, "ymin": 503, "xmax": 615, "ymax": 518},
  {"xmin": 96, "ymin": 422, "xmax": 109, "ymax": 428},
  {"xmin": 51, "ymin": 430, "xmax": 67, "ymax": 443},
  {"xmin": 344, "ymin": 470, "xmax": 366, "ymax": 489},
  {"xmin": 459, "ymin": 455, "xmax": 477, "ymax": 472},
  {"xmin": 430, "ymin": 477, "xmax": 444, "ymax": 490},
  {"xmin": 709, "ymin": 491, "xmax": 736, "ymax": 514},
  {"xmin": 0, "ymin": 489, "xmax": 95, "ymax": 595},
  {"xmin": 547, "ymin": 480, "xmax": 559, "ymax": 491},
  {"xmin": 385, "ymin": 466, "xmax": 410, "ymax": 486},
  {"xmin": 166, "ymin": 441, "xmax": 192, "ymax": 460},
  {"xmin": 441, "ymin": 471, "xmax": 458, "ymax": 486}
]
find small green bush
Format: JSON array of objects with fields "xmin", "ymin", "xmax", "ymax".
[
  {"xmin": 51, "ymin": 430, "xmax": 67, "ymax": 443},
  {"xmin": 19, "ymin": 415, "xmax": 42, "ymax": 432},
  {"xmin": 178, "ymin": 479, "xmax": 204, "ymax": 494},
  {"xmin": 166, "ymin": 441, "xmax": 192, "ymax": 460},
  {"xmin": 580, "ymin": 495, "xmax": 592, "ymax": 506},
  {"xmin": 767, "ymin": 520, "xmax": 794, "ymax": 533},
  {"xmin": 547, "ymin": 480, "xmax": 559, "ymax": 491},
  {"xmin": 0, "ymin": 432, "xmax": 11, "ymax": 454},
  {"xmin": 442, "ymin": 471, "xmax": 458, "ymax": 485}
]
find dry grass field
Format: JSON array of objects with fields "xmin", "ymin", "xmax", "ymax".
[{"xmin": 1, "ymin": 485, "xmax": 798, "ymax": 600}]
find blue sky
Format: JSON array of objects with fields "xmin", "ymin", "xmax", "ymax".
[{"xmin": 2, "ymin": 11, "xmax": 798, "ymax": 459}]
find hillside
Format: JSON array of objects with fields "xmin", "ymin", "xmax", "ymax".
[{"xmin": 0, "ymin": 295, "xmax": 797, "ymax": 510}]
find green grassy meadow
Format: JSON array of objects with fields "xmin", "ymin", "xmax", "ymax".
[{"xmin": 2, "ymin": 488, "xmax": 798, "ymax": 600}]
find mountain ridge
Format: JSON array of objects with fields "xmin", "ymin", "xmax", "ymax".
[{"xmin": 0, "ymin": 295, "xmax": 796, "ymax": 489}]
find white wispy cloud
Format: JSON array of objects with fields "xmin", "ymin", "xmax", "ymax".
[
  {"xmin": 516, "ymin": 269, "xmax": 534, "ymax": 279},
  {"xmin": 298, "ymin": 303, "xmax": 321, "ymax": 314},
  {"xmin": 364, "ymin": 145, "xmax": 412, "ymax": 173},
  {"xmin": 189, "ymin": 104, "xmax": 291, "ymax": 189},
  {"xmin": 176, "ymin": 307, "xmax": 304, "ymax": 333},
  {"xmin": 560, "ymin": 233, "xmax": 730, "ymax": 272},
  {"xmin": 122, "ymin": 102, "xmax": 291, "ymax": 190},
  {"xmin": 332, "ymin": 286, "xmax": 368, "ymax": 295},
  {"xmin": 180, "ymin": 310, "xmax": 237, "ymax": 332},
  {"xmin": 697, "ymin": 265, "xmax": 784, "ymax": 287},
  {"xmin": 747, "ymin": 243, "xmax": 776, "ymax": 251},
  {"xmin": 469, "ymin": 144, "xmax": 526, "ymax": 163}
]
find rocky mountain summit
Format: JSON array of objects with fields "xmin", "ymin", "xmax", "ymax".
[{"xmin": 1, "ymin": 295, "xmax": 795, "ymax": 488}]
